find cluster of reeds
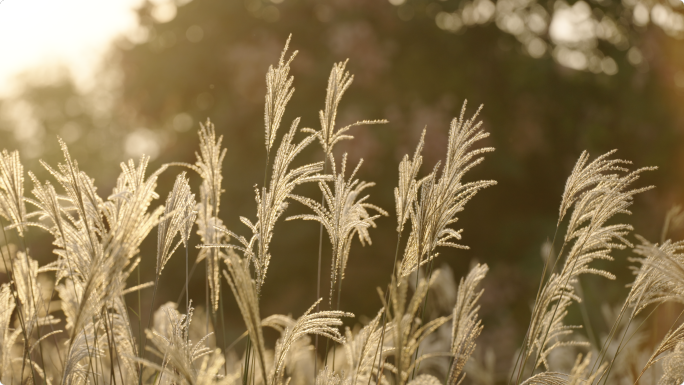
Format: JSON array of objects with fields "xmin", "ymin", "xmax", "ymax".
[{"xmin": 0, "ymin": 36, "xmax": 682, "ymax": 385}]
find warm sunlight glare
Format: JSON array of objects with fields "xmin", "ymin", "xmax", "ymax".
[{"xmin": 0, "ymin": 0, "xmax": 144, "ymax": 95}]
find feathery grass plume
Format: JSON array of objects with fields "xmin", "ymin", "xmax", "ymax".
[
  {"xmin": 35, "ymin": 148, "xmax": 168, "ymax": 382},
  {"xmin": 37, "ymin": 142, "xmax": 107, "ymax": 346},
  {"xmin": 267, "ymin": 299, "xmax": 352, "ymax": 385},
  {"xmin": 187, "ymin": 119, "xmax": 228, "ymax": 312},
  {"xmin": 62, "ymin": 321, "xmax": 102, "ymax": 385},
  {"xmin": 398, "ymin": 102, "xmax": 496, "ymax": 279},
  {"xmin": 262, "ymin": 314, "xmax": 315, "ymax": 385},
  {"xmin": 628, "ymin": 238, "xmax": 684, "ymax": 316},
  {"xmin": 407, "ymin": 374, "xmax": 442, "ymax": 385},
  {"xmin": 105, "ymin": 156, "xmax": 167, "ymax": 271},
  {"xmin": 386, "ymin": 274, "xmax": 451, "ymax": 385},
  {"xmin": 447, "ymin": 263, "xmax": 488, "ymax": 385},
  {"xmin": 519, "ymin": 372, "xmax": 568, "ymax": 385},
  {"xmin": 340, "ymin": 309, "xmax": 390, "ymax": 385},
  {"xmin": 0, "ymin": 149, "xmax": 28, "ymax": 235},
  {"xmin": 196, "ymin": 183, "xmax": 225, "ymax": 311},
  {"xmin": 556, "ymin": 150, "xmax": 629, "ymax": 225},
  {"xmin": 170, "ymin": 119, "xmax": 226, "ymax": 311},
  {"xmin": 216, "ymin": 118, "xmax": 326, "ymax": 290},
  {"xmin": 0, "ymin": 283, "xmax": 19, "ymax": 381},
  {"xmin": 143, "ymin": 171, "xmax": 196, "ymax": 377},
  {"xmin": 315, "ymin": 366, "xmax": 342, "ymax": 385},
  {"xmin": 395, "ymin": 129, "xmax": 425, "ymax": 234},
  {"xmin": 659, "ymin": 341, "xmax": 684, "ymax": 384},
  {"xmin": 157, "ymin": 172, "xmax": 196, "ymax": 276},
  {"xmin": 265, "ymin": 35, "xmax": 297, "ymax": 154},
  {"xmin": 13, "ymin": 251, "xmax": 60, "ymax": 385},
  {"xmin": 300, "ymin": 56, "xmax": 386, "ymax": 377},
  {"xmin": 224, "ymin": 251, "xmax": 268, "ymax": 384},
  {"xmin": 302, "ymin": 60, "xmax": 387, "ymax": 158},
  {"xmin": 566, "ymin": 353, "xmax": 605, "ymax": 385},
  {"xmin": 638, "ymin": 321, "xmax": 684, "ymax": 382},
  {"xmin": 144, "ymin": 302, "xmax": 215, "ymax": 384},
  {"xmin": 517, "ymin": 151, "xmax": 654, "ymax": 378},
  {"xmin": 13, "ymin": 252, "xmax": 59, "ymax": 340},
  {"xmin": 628, "ymin": 240, "xmax": 684, "ymax": 382},
  {"xmin": 195, "ymin": 348, "xmax": 236, "ymax": 385},
  {"xmin": 288, "ymin": 154, "xmax": 387, "ymax": 304}
]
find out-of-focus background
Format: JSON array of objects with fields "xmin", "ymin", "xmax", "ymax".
[{"xmin": 1, "ymin": 0, "xmax": 683, "ymax": 377}]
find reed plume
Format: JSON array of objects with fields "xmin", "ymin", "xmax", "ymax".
[
  {"xmin": 515, "ymin": 151, "xmax": 654, "ymax": 378},
  {"xmin": 287, "ymin": 154, "xmax": 387, "ymax": 304},
  {"xmin": 447, "ymin": 263, "xmax": 488, "ymax": 385},
  {"xmin": 398, "ymin": 102, "xmax": 496, "ymax": 279}
]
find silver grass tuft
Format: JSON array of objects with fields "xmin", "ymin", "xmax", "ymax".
[
  {"xmin": 398, "ymin": 102, "xmax": 496, "ymax": 279},
  {"xmin": 0, "ymin": 149, "xmax": 27, "ymax": 235},
  {"xmin": 447, "ymin": 263, "xmax": 488, "ymax": 385},
  {"xmin": 301, "ymin": 60, "xmax": 386, "ymax": 156},
  {"xmin": 265, "ymin": 35, "xmax": 297, "ymax": 154},
  {"xmin": 287, "ymin": 154, "xmax": 387, "ymax": 304},
  {"xmin": 144, "ymin": 301, "xmax": 215, "ymax": 384},
  {"xmin": 520, "ymin": 150, "xmax": 654, "ymax": 375},
  {"xmin": 407, "ymin": 374, "xmax": 442, "ymax": 385},
  {"xmin": 157, "ymin": 172, "xmax": 196, "ymax": 276},
  {"xmin": 270, "ymin": 299, "xmax": 352, "ymax": 385},
  {"xmin": 216, "ymin": 118, "xmax": 326, "ymax": 290}
]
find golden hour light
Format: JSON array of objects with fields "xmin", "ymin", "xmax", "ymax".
[{"xmin": 0, "ymin": 0, "xmax": 683, "ymax": 383}]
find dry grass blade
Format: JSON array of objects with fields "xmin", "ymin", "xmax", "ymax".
[{"xmin": 224, "ymin": 251, "xmax": 268, "ymax": 384}]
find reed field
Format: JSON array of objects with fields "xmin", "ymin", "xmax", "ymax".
[{"xmin": 0, "ymin": 36, "xmax": 683, "ymax": 385}]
